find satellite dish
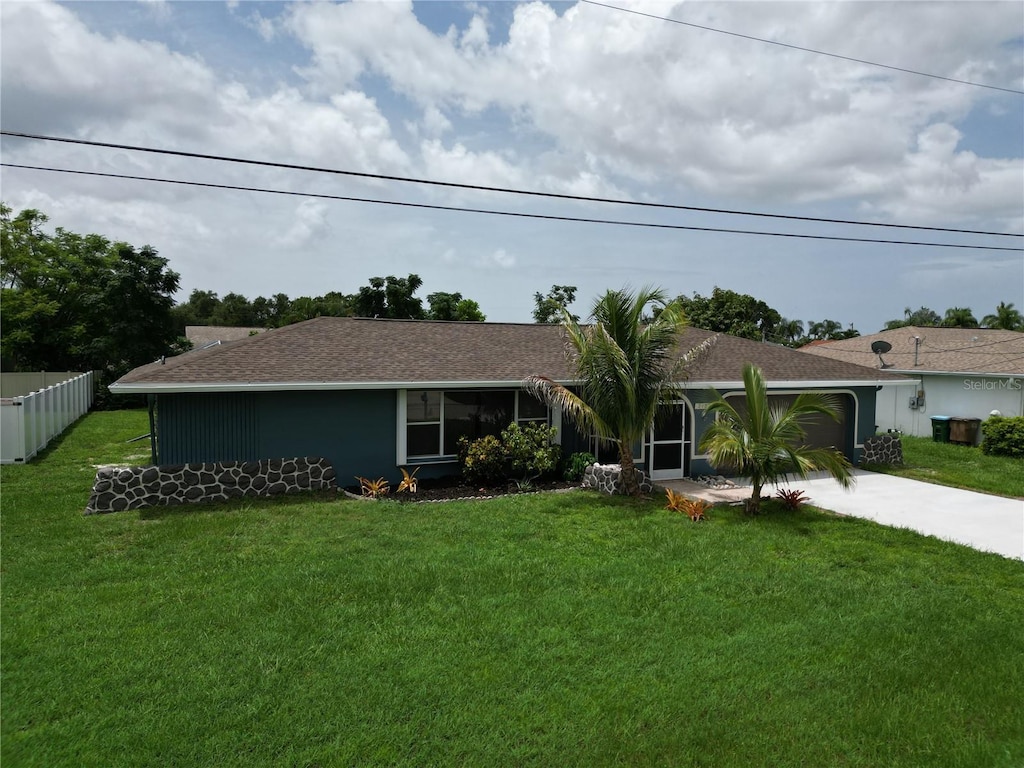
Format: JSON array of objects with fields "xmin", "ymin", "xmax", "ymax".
[{"xmin": 871, "ymin": 339, "xmax": 893, "ymax": 369}]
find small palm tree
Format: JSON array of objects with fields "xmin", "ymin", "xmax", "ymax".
[
  {"xmin": 982, "ymin": 301, "xmax": 1023, "ymax": 331},
  {"xmin": 700, "ymin": 363, "xmax": 853, "ymax": 514},
  {"xmin": 525, "ymin": 286, "xmax": 712, "ymax": 496}
]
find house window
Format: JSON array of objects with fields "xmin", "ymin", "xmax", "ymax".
[{"xmin": 403, "ymin": 389, "xmax": 551, "ymax": 461}]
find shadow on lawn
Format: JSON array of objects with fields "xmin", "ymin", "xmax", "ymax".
[{"xmin": 135, "ymin": 489, "xmax": 343, "ymax": 520}]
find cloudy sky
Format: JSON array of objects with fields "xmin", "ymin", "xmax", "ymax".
[{"xmin": 2, "ymin": 0, "xmax": 1022, "ymax": 335}]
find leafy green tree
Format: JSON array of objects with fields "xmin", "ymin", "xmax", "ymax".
[
  {"xmin": 1, "ymin": 204, "xmax": 180, "ymax": 382},
  {"xmin": 354, "ymin": 274, "xmax": 425, "ymax": 319},
  {"xmin": 252, "ymin": 293, "xmax": 292, "ymax": 327},
  {"xmin": 525, "ymin": 286, "xmax": 710, "ymax": 496},
  {"xmin": 699, "ymin": 363, "xmax": 853, "ymax": 515},
  {"xmin": 942, "ymin": 307, "xmax": 979, "ymax": 328},
  {"xmin": 674, "ymin": 287, "xmax": 781, "ymax": 342},
  {"xmin": 427, "ymin": 291, "xmax": 485, "ymax": 321},
  {"xmin": 533, "ymin": 285, "xmax": 578, "ymax": 324},
  {"xmin": 884, "ymin": 306, "xmax": 941, "ymax": 330},
  {"xmin": 453, "ymin": 298, "xmax": 485, "ymax": 321},
  {"xmin": 982, "ymin": 302, "xmax": 1023, "ymax": 331},
  {"xmin": 211, "ymin": 292, "xmax": 257, "ymax": 327}
]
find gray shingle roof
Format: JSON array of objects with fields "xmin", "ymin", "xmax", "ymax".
[
  {"xmin": 185, "ymin": 326, "xmax": 268, "ymax": 349},
  {"xmin": 799, "ymin": 327, "xmax": 1024, "ymax": 375},
  {"xmin": 112, "ymin": 317, "xmax": 911, "ymax": 392}
]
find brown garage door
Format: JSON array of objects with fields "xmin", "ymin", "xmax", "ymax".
[{"xmin": 723, "ymin": 392, "xmax": 850, "ymax": 452}]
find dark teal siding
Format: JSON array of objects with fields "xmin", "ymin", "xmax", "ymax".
[
  {"xmin": 157, "ymin": 393, "xmax": 259, "ymax": 464},
  {"xmin": 157, "ymin": 390, "xmax": 397, "ymax": 480},
  {"xmin": 256, "ymin": 390, "xmax": 396, "ymax": 481},
  {"xmin": 156, "ymin": 384, "xmax": 881, "ymax": 483}
]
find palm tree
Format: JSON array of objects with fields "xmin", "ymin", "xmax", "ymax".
[
  {"xmin": 699, "ymin": 363, "xmax": 853, "ymax": 514},
  {"xmin": 942, "ymin": 307, "xmax": 979, "ymax": 328},
  {"xmin": 981, "ymin": 301, "xmax": 1023, "ymax": 331},
  {"xmin": 525, "ymin": 286, "xmax": 712, "ymax": 496},
  {"xmin": 777, "ymin": 318, "xmax": 804, "ymax": 346}
]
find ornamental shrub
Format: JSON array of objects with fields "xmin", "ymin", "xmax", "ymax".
[
  {"xmin": 980, "ymin": 415, "xmax": 1024, "ymax": 458},
  {"xmin": 457, "ymin": 423, "xmax": 561, "ymax": 486},
  {"xmin": 502, "ymin": 422, "xmax": 561, "ymax": 482},
  {"xmin": 562, "ymin": 451, "xmax": 597, "ymax": 482},
  {"xmin": 457, "ymin": 434, "xmax": 507, "ymax": 486}
]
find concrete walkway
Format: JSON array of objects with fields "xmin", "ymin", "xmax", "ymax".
[{"xmin": 663, "ymin": 470, "xmax": 1024, "ymax": 560}]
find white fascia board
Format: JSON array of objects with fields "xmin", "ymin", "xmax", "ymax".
[
  {"xmin": 888, "ymin": 369, "xmax": 1021, "ymax": 378},
  {"xmin": 109, "ymin": 379, "xmax": 577, "ymax": 395},
  {"xmin": 677, "ymin": 378, "xmax": 919, "ymax": 389}
]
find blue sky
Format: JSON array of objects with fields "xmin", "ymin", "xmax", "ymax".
[{"xmin": 2, "ymin": 0, "xmax": 1022, "ymax": 335}]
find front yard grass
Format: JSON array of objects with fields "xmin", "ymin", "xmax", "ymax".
[
  {"xmin": 2, "ymin": 410, "xmax": 1023, "ymax": 767},
  {"xmin": 866, "ymin": 435, "xmax": 1024, "ymax": 498}
]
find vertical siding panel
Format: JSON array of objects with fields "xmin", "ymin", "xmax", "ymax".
[{"xmin": 158, "ymin": 393, "xmax": 258, "ymax": 464}]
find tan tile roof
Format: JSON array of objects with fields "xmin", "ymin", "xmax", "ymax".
[
  {"xmin": 799, "ymin": 327, "xmax": 1024, "ymax": 375},
  {"xmin": 113, "ymin": 317, "xmax": 910, "ymax": 391}
]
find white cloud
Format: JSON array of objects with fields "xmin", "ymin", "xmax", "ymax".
[
  {"xmin": 283, "ymin": 0, "xmax": 1022, "ymax": 225},
  {"xmin": 274, "ymin": 200, "xmax": 331, "ymax": 248},
  {"xmin": 488, "ymin": 248, "xmax": 516, "ymax": 268},
  {"xmin": 0, "ymin": 1, "xmax": 408, "ymax": 174}
]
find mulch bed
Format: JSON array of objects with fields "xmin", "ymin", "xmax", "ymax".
[{"xmin": 344, "ymin": 476, "xmax": 582, "ymax": 503}]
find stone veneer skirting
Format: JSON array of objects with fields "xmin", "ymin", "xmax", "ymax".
[
  {"xmin": 583, "ymin": 463, "xmax": 654, "ymax": 495},
  {"xmin": 85, "ymin": 457, "xmax": 337, "ymax": 515},
  {"xmin": 860, "ymin": 434, "xmax": 904, "ymax": 466}
]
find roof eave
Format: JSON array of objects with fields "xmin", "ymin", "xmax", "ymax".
[
  {"xmin": 679, "ymin": 378, "xmax": 919, "ymax": 390},
  {"xmin": 109, "ymin": 378, "xmax": 578, "ymax": 395}
]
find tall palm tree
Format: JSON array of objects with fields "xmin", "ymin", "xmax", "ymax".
[
  {"xmin": 525, "ymin": 286, "xmax": 712, "ymax": 496},
  {"xmin": 982, "ymin": 301, "xmax": 1023, "ymax": 331},
  {"xmin": 777, "ymin": 318, "xmax": 804, "ymax": 346},
  {"xmin": 699, "ymin": 363, "xmax": 853, "ymax": 514}
]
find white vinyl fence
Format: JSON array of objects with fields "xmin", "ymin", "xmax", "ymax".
[{"xmin": 1, "ymin": 371, "xmax": 95, "ymax": 464}]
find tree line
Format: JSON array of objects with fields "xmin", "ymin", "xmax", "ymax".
[
  {"xmin": 2, "ymin": 204, "xmax": 1020, "ymax": 386},
  {"xmin": 172, "ymin": 274, "xmax": 486, "ymax": 331}
]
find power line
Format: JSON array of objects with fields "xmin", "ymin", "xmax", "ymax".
[
  {"xmin": 5, "ymin": 162, "xmax": 1021, "ymax": 253},
  {"xmin": 580, "ymin": 0, "xmax": 1024, "ymax": 96},
  {"xmin": 2, "ymin": 131, "xmax": 1020, "ymax": 239}
]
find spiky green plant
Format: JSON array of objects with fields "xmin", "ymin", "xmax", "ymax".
[{"xmin": 700, "ymin": 363, "xmax": 854, "ymax": 514}]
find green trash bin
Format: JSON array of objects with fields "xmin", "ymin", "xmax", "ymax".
[{"xmin": 930, "ymin": 415, "xmax": 951, "ymax": 443}]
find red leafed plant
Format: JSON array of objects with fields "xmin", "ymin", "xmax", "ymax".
[{"xmin": 775, "ymin": 488, "xmax": 810, "ymax": 510}]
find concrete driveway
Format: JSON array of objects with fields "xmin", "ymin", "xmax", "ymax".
[{"xmin": 665, "ymin": 470, "xmax": 1024, "ymax": 560}]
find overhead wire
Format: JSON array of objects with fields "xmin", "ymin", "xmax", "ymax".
[
  {"xmin": 2, "ymin": 131, "xmax": 1020, "ymax": 239},
  {"xmin": 579, "ymin": 0, "xmax": 1024, "ymax": 96},
  {"xmin": 5, "ymin": 162, "xmax": 1021, "ymax": 252}
]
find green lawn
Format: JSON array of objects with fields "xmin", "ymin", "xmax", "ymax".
[
  {"xmin": 2, "ymin": 411, "xmax": 1023, "ymax": 767},
  {"xmin": 866, "ymin": 435, "xmax": 1024, "ymax": 498}
]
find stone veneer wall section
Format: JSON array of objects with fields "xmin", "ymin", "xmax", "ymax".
[
  {"xmin": 583, "ymin": 463, "xmax": 654, "ymax": 495},
  {"xmin": 860, "ymin": 434, "xmax": 904, "ymax": 466},
  {"xmin": 85, "ymin": 457, "xmax": 337, "ymax": 514}
]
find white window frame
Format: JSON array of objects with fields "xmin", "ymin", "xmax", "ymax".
[{"xmin": 396, "ymin": 389, "xmax": 558, "ymax": 466}]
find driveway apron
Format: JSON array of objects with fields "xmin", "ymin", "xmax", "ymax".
[{"xmin": 768, "ymin": 469, "xmax": 1024, "ymax": 560}]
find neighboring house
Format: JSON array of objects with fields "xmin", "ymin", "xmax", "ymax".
[
  {"xmin": 800, "ymin": 327, "xmax": 1024, "ymax": 441},
  {"xmin": 111, "ymin": 317, "xmax": 911, "ymax": 483},
  {"xmin": 185, "ymin": 326, "xmax": 267, "ymax": 350}
]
